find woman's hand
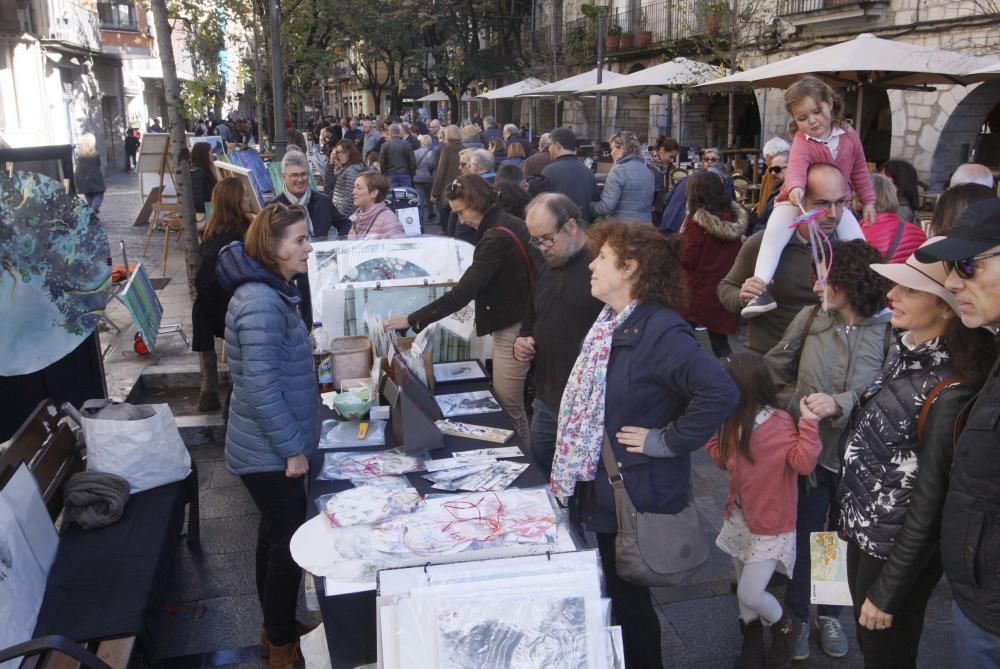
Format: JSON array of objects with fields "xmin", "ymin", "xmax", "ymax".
[
  {"xmin": 285, "ymin": 454, "xmax": 309, "ymax": 478},
  {"xmin": 788, "ymin": 187, "xmax": 805, "ymax": 208},
  {"xmin": 618, "ymin": 426, "xmax": 651, "ymax": 454},
  {"xmin": 804, "ymin": 393, "xmax": 840, "ymax": 418},
  {"xmin": 862, "ymin": 203, "xmax": 877, "ymax": 227},
  {"xmin": 383, "ymin": 315, "xmax": 410, "ymax": 332},
  {"xmin": 859, "ymin": 598, "xmax": 893, "ymax": 631},
  {"xmin": 799, "ymin": 397, "xmax": 819, "ymax": 420}
]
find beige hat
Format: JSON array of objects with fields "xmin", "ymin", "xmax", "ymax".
[{"xmin": 870, "ymin": 236, "xmax": 959, "ymax": 314}]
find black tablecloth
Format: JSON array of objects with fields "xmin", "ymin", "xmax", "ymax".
[{"xmin": 307, "ymin": 376, "xmax": 548, "ymax": 668}]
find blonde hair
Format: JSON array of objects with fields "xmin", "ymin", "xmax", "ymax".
[
  {"xmin": 78, "ymin": 133, "xmax": 98, "ymax": 158},
  {"xmin": 443, "ymin": 124, "xmax": 461, "ymax": 142},
  {"xmin": 784, "ymin": 76, "xmax": 844, "ymax": 138},
  {"xmin": 419, "ymin": 134, "xmax": 433, "ymax": 148},
  {"xmin": 460, "ymin": 124, "xmax": 480, "ymax": 141},
  {"xmin": 870, "ymin": 173, "xmax": 899, "ymax": 213}
]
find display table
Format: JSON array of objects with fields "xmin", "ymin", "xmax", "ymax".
[{"xmin": 305, "ymin": 376, "xmax": 561, "ymax": 668}]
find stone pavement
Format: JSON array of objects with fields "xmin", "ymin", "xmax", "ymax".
[{"xmin": 95, "ymin": 174, "xmax": 958, "ymax": 668}]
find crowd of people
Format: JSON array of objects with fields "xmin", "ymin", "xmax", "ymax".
[{"xmin": 179, "ymin": 77, "xmax": 1000, "ymax": 669}]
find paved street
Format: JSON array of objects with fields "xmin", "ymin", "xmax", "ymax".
[{"xmin": 94, "ymin": 176, "xmax": 959, "ymax": 668}]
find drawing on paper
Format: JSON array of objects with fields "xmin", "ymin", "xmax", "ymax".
[
  {"xmin": 437, "ymin": 595, "xmax": 589, "ymax": 669},
  {"xmin": 434, "ymin": 361, "xmax": 487, "ymax": 383},
  {"xmin": 435, "ymin": 391, "xmax": 503, "ymax": 418}
]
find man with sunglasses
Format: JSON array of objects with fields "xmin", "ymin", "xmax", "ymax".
[
  {"xmin": 915, "ymin": 199, "xmax": 1000, "ymax": 667},
  {"xmin": 515, "ymin": 193, "xmax": 604, "ymax": 475}
]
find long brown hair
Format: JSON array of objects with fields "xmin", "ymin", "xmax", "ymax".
[
  {"xmin": 717, "ymin": 351, "xmax": 779, "ymax": 464},
  {"xmin": 190, "ymin": 141, "xmax": 217, "ymax": 178},
  {"xmin": 202, "ymin": 177, "xmax": 252, "ymax": 241},
  {"xmin": 784, "ymin": 75, "xmax": 845, "ymax": 138},
  {"xmin": 245, "ymin": 203, "xmax": 308, "ymax": 277}
]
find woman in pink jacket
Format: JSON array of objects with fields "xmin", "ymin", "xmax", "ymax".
[
  {"xmin": 347, "ymin": 172, "xmax": 406, "ymax": 240},
  {"xmin": 862, "ymin": 174, "xmax": 926, "ymax": 263},
  {"xmin": 743, "ymin": 76, "xmax": 876, "ymax": 319},
  {"xmin": 706, "ymin": 350, "xmax": 821, "ymax": 668}
]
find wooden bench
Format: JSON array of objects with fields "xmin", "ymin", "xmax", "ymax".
[{"xmin": 0, "ymin": 400, "xmax": 199, "ymax": 669}]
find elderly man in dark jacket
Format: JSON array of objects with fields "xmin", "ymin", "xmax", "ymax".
[
  {"xmin": 915, "ymin": 199, "xmax": 1000, "ymax": 668},
  {"xmin": 532, "ymin": 128, "xmax": 597, "ymax": 222},
  {"xmin": 379, "ymin": 124, "xmax": 417, "ymax": 188}
]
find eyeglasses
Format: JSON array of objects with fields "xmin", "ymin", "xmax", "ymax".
[
  {"xmin": 810, "ymin": 198, "xmax": 848, "ymax": 211},
  {"xmin": 285, "ymin": 172, "xmax": 309, "ymax": 181},
  {"xmin": 458, "ymin": 161, "xmax": 469, "ymax": 168},
  {"xmin": 529, "ymin": 218, "xmax": 570, "ymax": 248},
  {"xmin": 947, "ymin": 250, "xmax": 1000, "ymax": 279},
  {"xmin": 703, "ymin": 156, "xmax": 720, "ymax": 164},
  {"xmin": 768, "ymin": 165, "xmax": 785, "ymax": 174}
]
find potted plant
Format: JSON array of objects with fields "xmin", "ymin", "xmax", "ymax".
[
  {"xmin": 637, "ymin": 26, "xmax": 653, "ymax": 47},
  {"xmin": 568, "ymin": 24, "xmax": 597, "ymax": 62},
  {"xmin": 606, "ymin": 23, "xmax": 623, "ymax": 50},
  {"xmin": 620, "ymin": 30, "xmax": 634, "ymax": 49}
]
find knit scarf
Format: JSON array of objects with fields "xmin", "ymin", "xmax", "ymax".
[{"xmin": 550, "ymin": 300, "xmax": 639, "ymax": 503}]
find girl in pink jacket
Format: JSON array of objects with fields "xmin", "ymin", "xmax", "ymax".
[
  {"xmin": 743, "ymin": 76, "xmax": 876, "ymax": 319},
  {"xmin": 706, "ymin": 350, "xmax": 821, "ymax": 668}
]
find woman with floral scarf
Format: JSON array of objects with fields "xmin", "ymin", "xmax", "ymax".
[{"xmin": 551, "ymin": 221, "xmax": 738, "ymax": 668}]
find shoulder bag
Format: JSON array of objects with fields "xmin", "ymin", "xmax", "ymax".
[{"xmin": 601, "ymin": 432, "xmax": 709, "ymax": 586}]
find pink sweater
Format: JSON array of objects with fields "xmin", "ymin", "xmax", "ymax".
[
  {"xmin": 778, "ymin": 125, "xmax": 876, "ymax": 206},
  {"xmin": 705, "ymin": 411, "xmax": 821, "ymax": 535},
  {"xmin": 863, "ymin": 211, "xmax": 927, "ymax": 263}
]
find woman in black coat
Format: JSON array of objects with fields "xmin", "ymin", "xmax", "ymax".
[
  {"xmin": 190, "ymin": 142, "xmax": 219, "ymax": 214},
  {"xmin": 385, "ymin": 174, "xmax": 538, "ymax": 446},
  {"xmin": 192, "ymin": 177, "xmax": 254, "ymax": 410}
]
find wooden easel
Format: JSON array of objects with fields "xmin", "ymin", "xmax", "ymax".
[{"xmin": 139, "ymin": 135, "xmax": 185, "ymax": 276}]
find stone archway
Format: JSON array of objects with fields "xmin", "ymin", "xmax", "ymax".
[{"xmin": 930, "ymin": 81, "xmax": 1000, "ymax": 188}]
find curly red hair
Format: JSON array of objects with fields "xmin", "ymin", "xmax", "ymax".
[{"xmin": 587, "ymin": 220, "xmax": 686, "ymax": 310}]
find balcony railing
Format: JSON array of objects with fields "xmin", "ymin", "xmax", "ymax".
[
  {"xmin": 776, "ymin": 0, "xmax": 856, "ymax": 14},
  {"xmin": 523, "ymin": 0, "xmax": 724, "ymax": 62},
  {"xmin": 45, "ymin": 0, "xmax": 101, "ymax": 50}
]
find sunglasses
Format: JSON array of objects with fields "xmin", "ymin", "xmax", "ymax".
[
  {"xmin": 769, "ymin": 165, "xmax": 785, "ymax": 174},
  {"xmin": 947, "ymin": 250, "xmax": 1000, "ymax": 279}
]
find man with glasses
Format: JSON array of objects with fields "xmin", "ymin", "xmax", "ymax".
[
  {"xmin": 719, "ymin": 163, "xmax": 846, "ymax": 353},
  {"xmin": 515, "ymin": 193, "xmax": 603, "ymax": 475},
  {"xmin": 914, "ymin": 199, "xmax": 1000, "ymax": 668}
]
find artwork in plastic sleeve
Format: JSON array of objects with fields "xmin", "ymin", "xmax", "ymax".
[
  {"xmin": 810, "ymin": 532, "xmax": 853, "ymax": 606},
  {"xmin": 439, "ymin": 303, "xmax": 477, "ymax": 341},
  {"xmin": 317, "ymin": 449, "xmax": 426, "ymax": 480},
  {"xmin": 436, "ymin": 594, "xmax": 589, "ymax": 669},
  {"xmin": 318, "ymin": 485, "xmax": 423, "ymax": 527},
  {"xmin": 433, "ymin": 360, "xmax": 488, "ymax": 383},
  {"xmin": 435, "ymin": 421, "xmax": 514, "ymax": 444},
  {"xmin": 0, "ymin": 171, "xmax": 113, "ymax": 375},
  {"xmin": 435, "ymin": 391, "xmax": 503, "ymax": 418}
]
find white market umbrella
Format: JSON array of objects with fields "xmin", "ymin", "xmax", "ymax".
[
  {"xmin": 417, "ymin": 91, "xmax": 450, "ymax": 103},
  {"xmin": 577, "ymin": 58, "xmax": 722, "ymax": 95},
  {"xmin": 516, "ymin": 68, "xmax": 627, "ymax": 97},
  {"xmin": 476, "ymin": 78, "xmax": 549, "ymax": 100},
  {"xmin": 962, "ymin": 61, "xmax": 1000, "ymax": 82},
  {"xmin": 696, "ymin": 33, "xmax": 995, "ymax": 121}
]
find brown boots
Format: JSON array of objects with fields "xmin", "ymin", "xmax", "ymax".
[
  {"xmin": 267, "ymin": 640, "xmax": 303, "ymax": 669},
  {"xmin": 734, "ymin": 619, "xmax": 766, "ymax": 668},
  {"xmin": 766, "ymin": 608, "xmax": 801, "ymax": 668}
]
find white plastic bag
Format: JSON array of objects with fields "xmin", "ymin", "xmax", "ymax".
[
  {"xmin": 299, "ymin": 623, "xmax": 333, "ymax": 669},
  {"xmin": 81, "ymin": 402, "xmax": 192, "ymax": 493}
]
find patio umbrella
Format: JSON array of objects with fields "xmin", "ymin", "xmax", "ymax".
[
  {"xmin": 962, "ymin": 61, "xmax": 1000, "ymax": 83},
  {"xmin": 695, "ymin": 33, "xmax": 995, "ymax": 120},
  {"xmin": 417, "ymin": 91, "xmax": 450, "ymax": 103},
  {"xmin": 476, "ymin": 78, "xmax": 549, "ymax": 100},
  {"xmin": 576, "ymin": 58, "xmax": 722, "ymax": 95},
  {"xmin": 516, "ymin": 68, "xmax": 626, "ymax": 97}
]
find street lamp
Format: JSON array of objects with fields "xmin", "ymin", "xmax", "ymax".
[
  {"xmin": 582, "ymin": 3, "xmax": 609, "ymax": 157},
  {"xmin": 270, "ymin": 0, "xmax": 287, "ymax": 159}
]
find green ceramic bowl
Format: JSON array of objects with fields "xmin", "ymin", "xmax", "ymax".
[{"xmin": 333, "ymin": 388, "xmax": 374, "ymax": 420}]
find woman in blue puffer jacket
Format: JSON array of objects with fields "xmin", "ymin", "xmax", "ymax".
[
  {"xmin": 216, "ymin": 202, "xmax": 318, "ymax": 667},
  {"xmin": 591, "ymin": 131, "xmax": 656, "ymax": 223}
]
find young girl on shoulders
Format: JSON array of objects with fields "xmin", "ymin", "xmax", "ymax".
[
  {"xmin": 706, "ymin": 350, "xmax": 821, "ymax": 668},
  {"xmin": 742, "ymin": 76, "xmax": 876, "ymax": 319}
]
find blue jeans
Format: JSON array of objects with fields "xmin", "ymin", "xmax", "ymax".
[
  {"xmin": 953, "ymin": 600, "xmax": 1000, "ymax": 667},
  {"xmin": 786, "ymin": 466, "xmax": 844, "ymax": 623},
  {"xmin": 84, "ymin": 192, "xmax": 104, "ymax": 214},
  {"xmin": 529, "ymin": 398, "xmax": 558, "ymax": 477},
  {"xmin": 388, "ymin": 174, "xmax": 413, "ymax": 188}
]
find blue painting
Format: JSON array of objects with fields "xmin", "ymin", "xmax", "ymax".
[{"xmin": 0, "ymin": 171, "xmax": 112, "ymax": 375}]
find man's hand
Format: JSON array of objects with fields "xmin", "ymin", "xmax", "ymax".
[
  {"xmin": 799, "ymin": 397, "xmax": 819, "ymax": 420},
  {"xmin": 285, "ymin": 454, "xmax": 309, "ymax": 478},
  {"xmin": 383, "ymin": 315, "xmax": 410, "ymax": 332},
  {"xmin": 739, "ymin": 276, "xmax": 768, "ymax": 305},
  {"xmin": 804, "ymin": 393, "xmax": 840, "ymax": 418},
  {"xmin": 788, "ymin": 187, "xmax": 805, "ymax": 208},
  {"xmin": 513, "ymin": 336, "xmax": 536, "ymax": 362}
]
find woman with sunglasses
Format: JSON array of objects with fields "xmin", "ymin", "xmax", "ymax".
[
  {"xmin": 324, "ymin": 139, "xmax": 367, "ymax": 217},
  {"xmin": 216, "ymin": 203, "xmax": 319, "ymax": 669},
  {"xmin": 837, "ymin": 238, "xmax": 997, "ymax": 669},
  {"xmin": 384, "ymin": 174, "xmax": 537, "ymax": 446},
  {"xmin": 752, "ymin": 152, "xmax": 788, "ymax": 234}
]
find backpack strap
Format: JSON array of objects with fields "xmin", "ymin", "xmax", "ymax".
[
  {"xmin": 918, "ymin": 376, "xmax": 960, "ymax": 444},
  {"xmin": 796, "ymin": 304, "xmax": 823, "ymax": 367},
  {"xmin": 883, "ymin": 220, "xmax": 907, "ymax": 262},
  {"xmin": 494, "ymin": 225, "xmax": 536, "ymax": 290}
]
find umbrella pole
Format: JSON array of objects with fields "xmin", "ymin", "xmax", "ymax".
[{"xmin": 855, "ymin": 85, "xmax": 864, "ymax": 134}]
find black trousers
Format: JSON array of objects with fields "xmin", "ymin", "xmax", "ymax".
[
  {"xmin": 241, "ymin": 470, "xmax": 307, "ymax": 646},
  {"xmin": 846, "ymin": 539, "xmax": 943, "ymax": 669},
  {"xmin": 596, "ymin": 532, "xmax": 664, "ymax": 669}
]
